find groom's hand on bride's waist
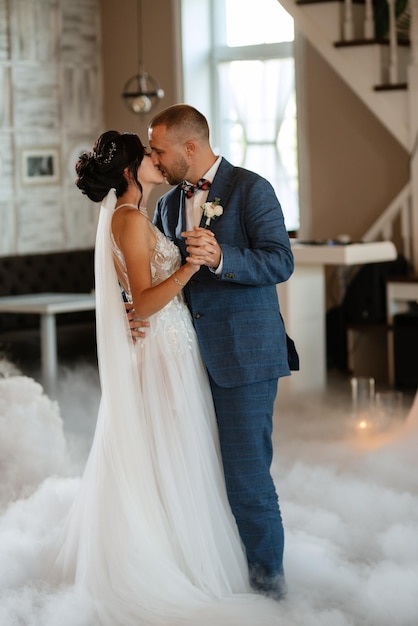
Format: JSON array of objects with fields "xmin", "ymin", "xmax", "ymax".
[{"xmin": 125, "ymin": 302, "xmax": 149, "ymax": 341}]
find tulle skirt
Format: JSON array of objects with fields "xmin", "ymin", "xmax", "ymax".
[{"xmin": 51, "ymin": 296, "xmax": 261, "ymax": 625}]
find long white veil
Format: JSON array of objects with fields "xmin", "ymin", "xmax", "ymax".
[{"xmin": 54, "ymin": 190, "xmax": 204, "ymax": 624}]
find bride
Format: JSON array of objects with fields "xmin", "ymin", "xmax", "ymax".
[{"xmin": 51, "ymin": 131, "xmax": 279, "ymax": 625}]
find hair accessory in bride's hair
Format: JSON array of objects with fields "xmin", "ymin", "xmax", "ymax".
[
  {"xmin": 103, "ymin": 141, "xmax": 117, "ymax": 163},
  {"xmin": 93, "ymin": 141, "xmax": 117, "ymax": 165}
]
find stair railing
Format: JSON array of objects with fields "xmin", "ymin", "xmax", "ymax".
[
  {"xmin": 364, "ymin": 0, "xmax": 375, "ymax": 39},
  {"xmin": 343, "ymin": 0, "xmax": 375, "ymax": 40},
  {"xmin": 362, "ymin": 182, "xmax": 412, "ymax": 262},
  {"xmin": 342, "ymin": 0, "xmax": 410, "ymax": 84},
  {"xmin": 388, "ymin": 0, "xmax": 400, "ymax": 82}
]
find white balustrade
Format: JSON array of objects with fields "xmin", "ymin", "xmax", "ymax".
[
  {"xmin": 364, "ymin": 0, "xmax": 375, "ymax": 39},
  {"xmin": 363, "ymin": 183, "xmax": 412, "ymax": 264},
  {"xmin": 343, "ymin": 0, "xmax": 354, "ymax": 41},
  {"xmin": 410, "ymin": 0, "xmax": 418, "ymax": 67},
  {"xmin": 387, "ymin": 0, "xmax": 399, "ymax": 83},
  {"xmin": 400, "ymin": 198, "xmax": 413, "ymax": 261}
]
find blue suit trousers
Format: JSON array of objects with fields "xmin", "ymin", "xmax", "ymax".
[{"xmin": 208, "ymin": 376, "xmax": 285, "ymax": 593}]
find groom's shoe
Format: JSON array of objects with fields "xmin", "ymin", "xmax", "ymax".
[
  {"xmin": 249, "ymin": 567, "xmax": 287, "ymax": 601},
  {"xmin": 269, "ymin": 576, "xmax": 287, "ymax": 601}
]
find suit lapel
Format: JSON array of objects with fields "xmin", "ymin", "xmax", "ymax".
[
  {"xmin": 198, "ymin": 208, "xmax": 205, "ymax": 228},
  {"xmin": 204, "ymin": 158, "xmax": 234, "ymax": 227},
  {"xmin": 175, "ymin": 192, "xmax": 187, "ymax": 255}
]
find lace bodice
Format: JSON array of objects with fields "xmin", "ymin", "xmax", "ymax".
[
  {"xmin": 110, "ymin": 206, "xmax": 193, "ymax": 353},
  {"xmin": 111, "ymin": 207, "xmax": 182, "ymax": 303}
]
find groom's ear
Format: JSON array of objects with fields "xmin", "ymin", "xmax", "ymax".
[{"xmin": 184, "ymin": 141, "xmax": 196, "ymax": 157}]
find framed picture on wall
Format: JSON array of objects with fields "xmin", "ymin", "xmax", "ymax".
[{"xmin": 21, "ymin": 148, "xmax": 60, "ymax": 185}]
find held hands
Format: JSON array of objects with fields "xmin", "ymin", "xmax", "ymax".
[
  {"xmin": 181, "ymin": 227, "xmax": 221, "ymax": 269},
  {"xmin": 125, "ymin": 228, "xmax": 215, "ymax": 342}
]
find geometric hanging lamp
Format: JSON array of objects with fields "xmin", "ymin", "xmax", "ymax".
[{"xmin": 121, "ymin": 0, "xmax": 165, "ymax": 115}]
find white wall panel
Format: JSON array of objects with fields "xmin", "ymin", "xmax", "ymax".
[{"xmin": 0, "ymin": 0, "xmax": 103, "ymax": 256}]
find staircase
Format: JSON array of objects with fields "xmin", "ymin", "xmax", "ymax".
[{"xmin": 279, "ymin": 0, "xmax": 418, "ymax": 269}]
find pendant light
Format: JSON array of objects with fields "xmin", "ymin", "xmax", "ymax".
[{"xmin": 121, "ymin": 0, "xmax": 165, "ymax": 115}]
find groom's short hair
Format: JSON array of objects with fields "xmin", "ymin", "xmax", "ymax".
[{"xmin": 149, "ymin": 104, "xmax": 210, "ymax": 143}]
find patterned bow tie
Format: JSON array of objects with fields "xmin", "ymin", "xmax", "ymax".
[{"xmin": 181, "ymin": 178, "xmax": 211, "ymax": 199}]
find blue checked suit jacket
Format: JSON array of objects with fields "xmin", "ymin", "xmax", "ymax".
[{"xmin": 153, "ymin": 157, "xmax": 295, "ymax": 388}]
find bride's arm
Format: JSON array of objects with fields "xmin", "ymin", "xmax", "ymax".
[{"xmin": 113, "ymin": 209, "xmax": 199, "ymax": 319}]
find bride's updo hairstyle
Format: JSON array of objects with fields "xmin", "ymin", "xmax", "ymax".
[{"xmin": 75, "ymin": 130, "xmax": 145, "ymax": 202}]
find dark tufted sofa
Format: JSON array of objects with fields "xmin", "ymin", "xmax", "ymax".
[{"xmin": 0, "ymin": 249, "xmax": 96, "ymax": 366}]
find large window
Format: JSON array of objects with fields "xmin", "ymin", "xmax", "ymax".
[{"xmin": 181, "ymin": 0, "xmax": 299, "ymax": 232}]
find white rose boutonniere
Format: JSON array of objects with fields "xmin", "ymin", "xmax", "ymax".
[{"xmin": 201, "ymin": 197, "xmax": 223, "ymax": 228}]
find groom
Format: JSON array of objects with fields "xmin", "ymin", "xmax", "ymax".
[{"xmin": 147, "ymin": 104, "xmax": 296, "ymax": 599}]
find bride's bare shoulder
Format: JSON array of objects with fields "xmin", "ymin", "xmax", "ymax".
[{"xmin": 112, "ymin": 207, "xmax": 155, "ymax": 249}]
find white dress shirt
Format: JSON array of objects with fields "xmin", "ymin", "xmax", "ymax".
[{"xmin": 184, "ymin": 156, "xmax": 222, "ymax": 230}]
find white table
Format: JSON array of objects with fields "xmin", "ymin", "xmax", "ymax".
[
  {"xmin": 0, "ymin": 292, "xmax": 96, "ymax": 397},
  {"xmin": 277, "ymin": 241, "xmax": 397, "ymax": 393}
]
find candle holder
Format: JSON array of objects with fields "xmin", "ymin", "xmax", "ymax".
[{"xmin": 350, "ymin": 376, "xmax": 376, "ymax": 433}]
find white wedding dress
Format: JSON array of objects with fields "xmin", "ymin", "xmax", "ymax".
[{"xmin": 51, "ymin": 190, "xmax": 281, "ymax": 625}]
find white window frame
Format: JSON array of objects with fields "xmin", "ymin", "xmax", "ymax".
[{"xmin": 180, "ymin": 0, "xmax": 303, "ymax": 232}]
